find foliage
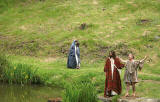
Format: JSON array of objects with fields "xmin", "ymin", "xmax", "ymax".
[
  {"xmin": 0, "ymin": 0, "xmax": 160, "ymax": 59},
  {"xmin": 0, "ymin": 53, "xmax": 41, "ymax": 84},
  {"xmin": 2, "ymin": 63, "xmax": 40, "ymax": 84},
  {"xmin": 63, "ymin": 82, "xmax": 98, "ymax": 102},
  {"xmin": 0, "ymin": 53, "xmax": 10, "ymax": 75},
  {"xmin": 0, "ymin": 0, "xmax": 160, "ymax": 100},
  {"xmin": 112, "ymin": 95, "xmax": 120, "ymax": 102}
]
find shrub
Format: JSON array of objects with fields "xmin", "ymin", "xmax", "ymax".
[
  {"xmin": 63, "ymin": 82, "xmax": 98, "ymax": 102},
  {"xmin": 2, "ymin": 63, "xmax": 39, "ymax": 84},
  {"xmin": 112, "ymin": 95, "xmax": 120, "ymax": 102},
  {"xmin": 0, "ymin": 53, "xmax": 43, "ymax": 85},
  {"xmin": 0, "ymin": 53, "xmax": 10, "ymax": 76}
]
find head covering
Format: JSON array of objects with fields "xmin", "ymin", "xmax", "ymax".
[{"xmin": 69, "ymin": 40, "xmax": 76, "ymax": 56}]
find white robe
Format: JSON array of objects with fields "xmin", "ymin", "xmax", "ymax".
[
  {"xmin": 109, "ymin": 58, "xmax": 118, "ymax": 95},
  {"xmin": 75, "ymin": 46, "xmax": 80, "ymax": 67}
]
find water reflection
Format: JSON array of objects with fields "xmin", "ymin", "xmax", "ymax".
[{"xmin": 0, "ymin": 83, "xmax": 62, "ymax": 102}]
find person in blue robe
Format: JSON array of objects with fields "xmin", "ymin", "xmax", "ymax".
[{"xmin": 67, "ymin": 40, "xmax": 80, "ymax": 69}]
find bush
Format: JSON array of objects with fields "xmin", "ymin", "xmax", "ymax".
[
  {"xmin": 2, "ymin": 63, "xmax": 39, "ymax": 84},
  {"xmin": 63, "ymin": 82, "xmax": 98, "ymax": 102},
  {"xmin": 0, "ymin": 53, "xmax": 10, "ymax": 76},
  {"xmin": 0, "ymin": 53, "xmax": 44, "ymax": 85},
  {"xmin": 112, "ymin": 95, "xmax": 120, "ymax": 102}
]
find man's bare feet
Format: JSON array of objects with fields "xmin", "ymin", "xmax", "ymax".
[
  {"xmin": 132, "ymin": 93, "xmax": 136, "ymax": 97},
  {"xmin": 104, "ymin": 96, "xmax": 110, "ymax": 98},
  {"xmin": 125, "ymin": 93, "xmax": 129, "ymax": 97}
]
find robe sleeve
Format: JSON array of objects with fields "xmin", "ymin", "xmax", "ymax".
[
  {"xmin": 115, "ymin": 57, "xmax": 124, "ymax": 69},
  {"xmin": 119, "ymin": 58, "xmax": 127, "ymax": 64},
  {"xmin": 139, "ymin": 57, "xmax": 147, "ymax": 70},
  {"xmin": 134, "ymin": 60, "xmax": 145, "ymax": 70}
]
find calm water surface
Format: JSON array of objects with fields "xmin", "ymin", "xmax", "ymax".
[{"xmin": 0, "ymin": 83, "xmax": 62, "ymax": 102}]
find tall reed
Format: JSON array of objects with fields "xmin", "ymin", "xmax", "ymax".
[
  {"xmin": 3, "ymin": 63, "xmax": 39, "ymax": 84},
  {"xmin": 63, "ymin": 82, "xmax": 98, "ymax": 102},
  {"xmin": 0, "ymin": 53, "xmax": 11, "ymax": 77},
  {"xmin": 0, "ymin": 53, "xmax": 41, "ymax": 84}
]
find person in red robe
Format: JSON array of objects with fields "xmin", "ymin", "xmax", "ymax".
[{"xmin": 104, "ymin": 51, "xmax": 124, "ymax": 97}]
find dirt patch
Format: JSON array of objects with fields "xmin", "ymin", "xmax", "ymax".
[
  {"xmin": 0, "ymin": 37, "xmax": 42, "ymax": 56},
  {"xmin": 42, "ymin": 57, "xmax": 58, "ymax": 62},
  {"xmin": 156, "ymin": 25, "xmax": 160, "ymax": 27},
  {"xmin": 102, "ymin": 8, "xmax": 106, "ymax": 11},
  {"xmin": 19, "ymin": 25, "xmax": 27, "ymax": 30},
  {"xmin": 120, "ymin": 17, "xmax": 129, "ymax": 21},
  {"xmin": 78, "ymin": 23, "xmax": 96, "ymax": 30},
  {"xmin": 120, "ymin": 96, "xmax": 139, "ymax": 99},
  {"xmin": 141, "ymin": 80, "xmax": 160, "ymax": 84},
  {"xmin": 9, "ymin": 40, "xmax": 40, "ymax": 50},
  {"xmin": 140, "ymin": 72, "xmax": 160, "ymax": 78},
  {"xmin": 48, "ymin": 98, "xmax": 62, "ymax": 102},
  {"xmin": 119, "ymin": 97, "xmax": 160, "ymax": 102},
  {"xmin": 140, "ymin": 19, "xmax": 151, "ymax": 23},
  {"xmin": 142, "ymin": 30, "xmax": 151, "ymax": 36},
  {"xmin": 79, "ymin": 23, "xmax": 87, "ymax": 30},
  {"xmin": 127, "ymin": 1, "xmax": 134, "ymax": 4},
  {"xmin": 93, "ymin": 0, "xmax": 98, "ymax": 5},
  {"xmin": 136, "ymin": 19, "xmax": 152, "ymax": 26},
  {"xmin": 85, "ymin": 43, "xmax": 132, "ymax": 60}
]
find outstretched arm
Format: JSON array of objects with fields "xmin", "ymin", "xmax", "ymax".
[
  {"xmin": 140, "ymin": 56, "xmax": 147, "ymax": 63},
  {"xmin": 116, "ymin": 57, "xmax": 125, "ymax": 69},
  {"xmin": 119, "ymin": 57, "xmax": 127, "ymax": 63},
  {"xmin": 135, "ymin": 56, "xmax": 147, "ymax": 71}
]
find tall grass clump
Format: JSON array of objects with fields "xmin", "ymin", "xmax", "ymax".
[
  {"xmin": 0, "ymin": 53, "xmax": 43, "ymax": 85},
  {"xmin": 63, "ymin": 82, "xmax": 98, "ymax": 102},
  {"xmin": 112, "ymin": 95, "xmax": 120, "ymax": 102},
  {"xmin": 2, "ymin": 63, "xmax": 40, "ymax": 84},
  {"xmin": 0, "ymin": 0, "xmax": 27, "ymax": 13},
  {"xmin": 0, "ymin": 53, "xmax": 10, "ymax": 76}
]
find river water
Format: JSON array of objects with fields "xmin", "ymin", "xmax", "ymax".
[{"xmin": 0, "ymin": 83, "xmax": 62, "ymax": 102}]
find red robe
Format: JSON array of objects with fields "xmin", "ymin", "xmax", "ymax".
[{"xmin": 104, "ymin": 57, "xmax": 124, "ymax": 96}]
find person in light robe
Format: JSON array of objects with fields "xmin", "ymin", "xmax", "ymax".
[{"xmin": 120, "ymin": 54, "xmax": 147, "ymax": 97}]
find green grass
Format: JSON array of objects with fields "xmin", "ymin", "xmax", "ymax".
[
  {"xmin": 0, "ymin": 0, "xmax": 160, "ymax": 100},
  {"xmin": 3, "ymin": 63, "xmax": 40, "ymax": 84},
  {"xmin": 0, "ymin": 0, "xmax": 160, "ymax": 59},
  {"xmin": 0, "ymin": 53, "xmax": 10, "ymax": 75},
  {"xmin": 136, "ymin": 81, "xmax": 160, "ymax": 98},
  {"xmin": 63, "ymin": 82, "xmax": 98, "ymax": 102},
  {"xmin": 0, "ymin": 54, "xmax": 41, "ymax": 84},
  {"xmin": 1, "ymin": 54, "xmax": 159, "ymax": 99}
]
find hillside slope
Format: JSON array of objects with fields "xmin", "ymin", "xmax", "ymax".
[
  {"xmin": 0, "ymin": 0, "xmax": 160, "ymax": 59},
  {"xmin": 0, "ymin": 0, "xmax": 160, "ymax": 98}
]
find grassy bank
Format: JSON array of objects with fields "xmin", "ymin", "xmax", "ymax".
[
  {"xmin": 0, "ymin": 0, "xmax": 160, "ymax": 100},
  {"xmin": 1, "ymin": 54, "xmax": 160, "ymax": 99}
]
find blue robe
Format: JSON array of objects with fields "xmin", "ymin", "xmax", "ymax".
[{"xmin": 67, "ymin": 41, "xmax": 80, "ymax": 68}]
